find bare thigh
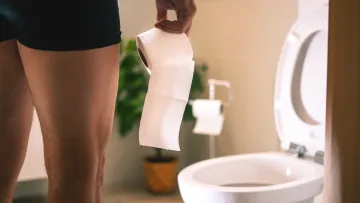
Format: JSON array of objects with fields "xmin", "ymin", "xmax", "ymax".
[
  {"xmin": 0, "ymin": 40, "xmax": 33, "ymax": 202},
  {"xmin": 17, "ymin": 43, "xmax": 120, "ymax": 202}
]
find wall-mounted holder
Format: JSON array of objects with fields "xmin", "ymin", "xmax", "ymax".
[
  {"xmin": 188, "ymin": 79, "xmax": 233, "ymax": 107},
  {"xmin": 189, "ymin": 79, "xmax": 233, "ymax": 158}
]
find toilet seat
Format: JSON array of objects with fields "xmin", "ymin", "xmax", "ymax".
[{"xmin": 274, "ymin": 5, "xmax": 328, "ymax": 156}]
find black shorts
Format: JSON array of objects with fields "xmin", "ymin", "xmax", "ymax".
[{"xmin": 0, "ymin": 0, "xmax": 121, "ymax": 51}]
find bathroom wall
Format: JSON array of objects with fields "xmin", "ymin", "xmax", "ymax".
[{"xmin": 189, "ymin": 0, "xmax": 297, "ymax": 156}]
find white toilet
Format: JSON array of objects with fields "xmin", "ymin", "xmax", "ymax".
[{"xmin": 178, "ymin": 2, "xmax": 329, "ymax": 203}]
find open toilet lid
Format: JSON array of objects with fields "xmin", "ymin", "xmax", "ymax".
[{"xmin": 274, "ymin": 5, "xmax": 328, "ymax": 156}]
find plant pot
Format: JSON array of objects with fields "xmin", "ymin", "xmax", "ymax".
[{"xmin": 143, "ymin": 155, "xmax": 179, "ymax": 194}]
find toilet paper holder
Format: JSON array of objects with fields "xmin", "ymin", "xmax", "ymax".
[
  {"xmin": 188, "ymin": 79, "xmax": 233, "ymax": 106},
  {"xmin": 188, "ymin": 79, "xmax": 232, "ymax": 159}
]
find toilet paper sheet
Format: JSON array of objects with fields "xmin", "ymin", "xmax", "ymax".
[
  {"xmin": 193, "ymin": 115, "xmax": 224, "ymax": 136},
  {"xmin": 148, "ymin": 61, "xmax": 195, "ymax": 100},
  {"xmin": 137, "ymin": 28, "xmax": 194, "ymax": 151},
  {"xmin": 139, "ymin": 93, "xmax": 188, "ymax": 150}
]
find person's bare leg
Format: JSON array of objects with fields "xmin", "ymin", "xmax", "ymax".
[
  {"xmin": 96, "ymin": 153, "xmax": 106, "ymax": 203},
  {"xmin": 0, "ymin": 40, "xmax": 33, "ymax": 203},
  {"xmin": 18, "ymin": 43, "xmax": 120, "ymax": 203}
]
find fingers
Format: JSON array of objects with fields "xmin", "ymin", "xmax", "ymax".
[
  {"xmin": 154, "ymin": 14, "xmax": 192, "ymax": 34},
  {"xmin": 155, "ymin": 0, "xmax": 197, "ymax": 35},
  {"xmin": 176, "ymin": 10, "xmax": 192, "ymax": 36},
  {"xmin": 156, "ymin": 7, "xmax": 167, "ymax": 21},
  {"xmin": 155, "ymin": 19, "xmax": 184, "ymax": 34},
  {"xmin": 156, "ymin": 0, "xmax": 175, "ymax": 21},
  {"xmin": 156, "ymin": 0, "xmax": 176, "ymax": 10},
  {"xmin": 177, "ymin": 9, "xmax": 194, "ymax": 35}
]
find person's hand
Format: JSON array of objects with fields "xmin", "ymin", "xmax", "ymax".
[{"xmin": 155, "ymin": 0, "xmax": 197, "ymax": 36}]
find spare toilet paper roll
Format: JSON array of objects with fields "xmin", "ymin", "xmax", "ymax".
[
  {"xmin": 136, "ymin": 28, "xmax": 193, "ymax": 73},
  {"xmin": 192, "ymin": 99, "xmax": 223, "ymax": 117},
  {"xmin": 192, "ymin": 99, "xmax": 224, "ymax": 136},
  {"xmin": 137, "ymin": 28, "xmax": 194, "ymax": 151}
]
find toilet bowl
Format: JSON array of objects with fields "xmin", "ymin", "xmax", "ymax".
[
  {"xmin": 178, "ymin": 4, "xmax": 328, "ymax": 203},
  {"xmin": 179, "ymin": 153, "xmax": 323, "ymax": 203}
]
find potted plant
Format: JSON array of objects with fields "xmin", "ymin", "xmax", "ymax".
[{"xmin": 116, "ymin": 39, "xmax": 208, "ymax": 194}]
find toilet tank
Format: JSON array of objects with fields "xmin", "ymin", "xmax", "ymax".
[
  {"xmin": 18, "ymin": 111, "xmax": 47, "ymax": 181},
  {"xmin": 298, "ymin": 0, "xmax": 328, "ymax": 16}
]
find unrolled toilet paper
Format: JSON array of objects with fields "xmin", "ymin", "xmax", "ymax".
[
  {"xmin": 192, "ymin": 99, "xmax": 224, "ymax": 136},
  {"xmin": 137, "ymin": 28, "xmax": 195, "ymax": 151}
]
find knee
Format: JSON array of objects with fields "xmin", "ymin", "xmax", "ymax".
[
  {"xmin": 40, "ymin": 113, "xmax": 111, "ymax": 185},
  {"xmin": 45, "ymin": 144, "xmax": 100, "ymax": 186},
  {"xmin": 97, "ymin": 155, "xmax": 106, "ymax": 184}
]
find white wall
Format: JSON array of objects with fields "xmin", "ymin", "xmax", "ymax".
[{"xmin": 189, "ymin": 0, "xmax": 297, "ymax": 156}]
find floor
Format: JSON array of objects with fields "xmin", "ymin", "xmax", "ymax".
[
  {"xmin": 104, "ymin": 187, "xmax": 183, "ymax": 203},
  {"xmin": 12, "ymin": 188, "xmax": 183, "ymax": 203},
  {"xmin": 13, "ymin": 196, "xmax": 45, "ymax": 203}
]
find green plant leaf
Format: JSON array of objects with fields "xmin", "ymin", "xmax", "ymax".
[
  {"xmin": 119, "ymin": 40, "xmax": 125, "ymax": 55},
  {"xmin": 126, "ymin": 40, "xmax": 137, "ymax": 52},
  {"xmin": 183, "ymin": 104, "xmax": 195, "ymax": 121},
  {"xmin": 121, "ymin": 54, "xmax": 140, "ymax": 71}
]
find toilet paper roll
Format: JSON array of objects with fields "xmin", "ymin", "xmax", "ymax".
[
  {"xmin": 136, "ymin": 28, "xmax": 193, "ymax": 72},
  {"xmin": 137, "ymin": 28, "xmax": 195, "ymax": 151},
  {"xmin": 192, "ymin": 99, "xmax": 223, "ymax": 118},
  {"xmin": 191, "ymin": 99, "xmax": 224, "ymax": 135},
  {"xmin": 139, "ymin": 93, "xmax": 187, "ymax": 151},
  {"xmin": 148, "ymin": 61, "xmax": 195, "ymax": 100}
]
